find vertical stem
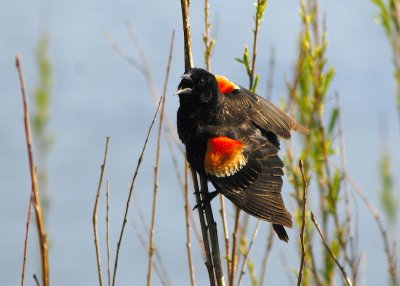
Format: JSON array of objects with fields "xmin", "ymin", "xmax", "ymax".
[
  {"xmin": 297, "ymin": 160, "xmax": 308, "ymax": 286},
  {"xmin": 16, "ymin": 54, "xmax": 50, "ymax": 286},
  {"xmin": 230, "ymin": 209, "xmax": 241, "ymax": 286},
  {"xmin": 147, "ymin": 30, "xmax": 175, "ymax": 286},
  {"xmin": 191, "ymin": 170, "xmax": 216, "ymax": 286},
  {"xmin": 106, "ymin": 182, "xmax": 111, "ymax": 286},
  {"xmin": 112, "ymin": 96, "xmax": 163, "ymax": 286},
  {"xmin": 21, "ymin": 193, "xmax": 34, "ymax": 286},
  {"xmin": 180, "ymin": 0, "xmax": 194, "ymax": 71},
  {"xmin": 220, "ymin": 196, "xmax": 231, "ymax": 282},
  {"xmin": 200, "ymin": 176, "xmax": 225, "ymax": 286},
  {"xmin": 93, "ymin": 137, "xmax": 111, "ymax": 286},
  {"xmin": 185, "ymin": 161, "xmax": 196, "ymax": 286}
]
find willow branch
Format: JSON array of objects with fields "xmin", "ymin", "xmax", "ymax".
[
  {"xmin": 230, "ymin": 209, "xmax": 241, "ymax": 286},
  {"xmin": 106, "ymin": 182, "xmax": 111, "ymax": 286},
  {"xmin": 93, "ymin": 137, "xmax": 110, "ymax": 286},
  {"xmin": 191, "ymin": 170, "xmax": 216, "ymax": 286},
  {"xmin": 180, "ymin": 0, "xmax": 194, "ymax": 71},
  {"xmin": 21, "ymin": 192, "xmax": 33, "ymax": 286},
  {"xmin": 147, "ymin": 30, "xmax": 175, "ymax": 286},
  {"xmin": 311, "ymin": 212, "xmax": 353, "ymax": 286},
  {"xmin": 16, "ymin": 54, "xmax": 49, "ymax": 286},
  {"xmin": 237, "ymin": 220, "xmax": 261, "ymax": 286},
  {"xmin": 185, "ymin": 161, "xmax": 196, "ymax": 286},
  {"xmin": 112, "ymin": 96, "xmax": 163, "ymax": 286},
  {"xmin": 297, "ymin": 160, "xmax": 308, "ymax": 286}
]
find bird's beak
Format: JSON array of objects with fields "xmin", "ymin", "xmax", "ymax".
[{"xmin": 175, "ymin": 73, "xmax": 193, "ymax": 96}]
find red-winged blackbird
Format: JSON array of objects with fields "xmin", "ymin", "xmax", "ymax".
[{"xmin": 176, "ymin": 68, "xmax": 309, "ymax": 242}]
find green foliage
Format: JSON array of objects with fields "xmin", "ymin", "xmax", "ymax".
[
  {"xmin": 379, "ymin": 152, "xmax": 398, "ymax": 224},
  {"xmin": 32, "ymin": 32, "xmax": 54, "ymax": 220},
  {"xmin": 372, "ymin": 0, "xmax": 400, "ymax": 115}
]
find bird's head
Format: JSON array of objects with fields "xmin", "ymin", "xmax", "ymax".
[{"xmin": 176, "ymin": 68, "xmax": 220, "ymax": 105}]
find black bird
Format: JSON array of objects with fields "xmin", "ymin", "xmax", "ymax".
[{"xmin": 176, "ymin": 68, "xmax": 309, "ymax": 242}]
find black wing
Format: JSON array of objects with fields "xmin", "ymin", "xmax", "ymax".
[
  {"xmin": 208, "ymin": 132, "xmax": 292, "ymax": 228},
  {"xmin": 221, "ymin": 87, "xmax": 309, "ymax": 139}
]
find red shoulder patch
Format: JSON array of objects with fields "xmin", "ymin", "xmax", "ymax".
[
  {"xmin": 215, "ymin": 75, "xmax": 239, "ymax": 94},
  {"xmin": 204, "ymin": 137, "xmax": 247, "ymax": 177}
]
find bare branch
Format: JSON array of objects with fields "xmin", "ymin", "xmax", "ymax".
[
  {"xmin": 297, "ymin": 160, "xmax": 308, "ymax": 286},
  {"xmin": 21, "ymin": 193, "xmax": 34, "ymax": 286},
  {"xmin": 112, "ymin": 96, "xmax": 163, "ymax": 286},
  {"xmin": 16, "ymin": 54, "xmax": 49, "ymax": 286},
  {"xmin": 311, "ymin": 212, "xmax": 353, "ymax": 286},
  {"xmin": 147, "ymin": 30, "xmax": 175, "ymax": 286},
  {"xmin": 237, "ymin": 220, "xmax": 261, "ymax": 286},
  {"xmin": 185, "ymin": 161, "xmax": 196, "ymax": 286},
  {"xmin": 93, "ymin": 137, "xmax": 111, "ymax": 286}
]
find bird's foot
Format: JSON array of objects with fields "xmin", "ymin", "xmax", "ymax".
[{"xmin": 193, "ymin": 190, "xmax": 220, "ymax": 210}]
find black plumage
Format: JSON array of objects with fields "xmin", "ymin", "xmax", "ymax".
[{"xmin": 176, "ymin": 68, "xmax": 309, "ymax": 242}]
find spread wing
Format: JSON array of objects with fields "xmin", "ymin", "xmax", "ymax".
[
  {"xmin": 205, "ymin": 132, "xmax": 292, "ymax": 228},
  {"xmin": 221, "ymin": 87, "xmax": 309, "ymax": 139}
]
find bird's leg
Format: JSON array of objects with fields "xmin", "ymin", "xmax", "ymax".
[{"xmin": 193, "ymin": 189, "xmax": 220, "ymax": 210}]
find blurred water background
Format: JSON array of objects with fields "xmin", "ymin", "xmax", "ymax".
[{"xmin": 1, "ymin": 0, "xmax": 399, "ymax": 285}]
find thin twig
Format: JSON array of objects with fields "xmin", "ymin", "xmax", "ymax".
[
  {"xmin": 132, "ymin": 220, "xmax": 171, "ymax": 286},
  {"xmin": 191, "ymin": 170, "xmax": 216, "ymax": 286},
  {"xmin": 200, "ymin": 176, "xmax": 225, "ymax": 286},
  {"xmin": 165, "ymin": 133, "xmax": 204, "ymax": 253},
  {"xmin": 16, "ymin": 54, "xmax": 49, "ymax": 286},
  {"xmin": 135, "ymin": 203, "xmax": 172, "ymax": 285},
  {"xmin": 180, "ymin": 0, "xmax": 194, "ymax": 72},
  {"xmin": 203, "ymin": 0, "xmax": 214, "ymax": 71},
  {"xmin": 93, "ymin": 137, "xmax": 110, "ymax": 286},
  {"xmin": 112, "ymin": 96, "xmax": 163, "ymax": 286},
  {"xmin": 259, "ymin": 225, "xmax": 274, "ymax": 286},
  {"xmin": 297, "ymin": 160, "xmax": 308, "ymax": 286},
  {"xmin": 230, "ymin": 209, "xmax": 241, "ymax": 286},
  {"xmin": 185, "ymin": 161, "xmax": 196, "ymax": 286},
  {"xmin": 346, "ymin": 175, "xmax": 398, "ymax": 285},
  {"xmin": 106, "ymin": 181, "xmax": 111, "ymax": 286},
  {"xmin": 21, "ymin": 193, "xmax": 33, "ymax": 286},
  {"xmin": 311, "ymin": 212, "xmax": 353, "ymax": 286},
  {"xmin": 237, "ymin": 220, "xmax": 261, "ymax": 286},
  {"xmin": 249, "ymin": 0, "xmax": 267, "ymax": 91},
  {"xmin": 147, "ymin": 30, "xmax": 175, "ymax": 286},
  {"xmin": 220, "ymin": 195, "xmax": 231, "ymax": 280}
]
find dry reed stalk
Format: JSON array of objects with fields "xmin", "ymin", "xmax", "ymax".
[{"xmin": 16, "ymin": 54, "xmax": 49, "ymax": 286}]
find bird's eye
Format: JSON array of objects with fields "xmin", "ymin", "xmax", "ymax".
[{"xmin": 199, "ymin": 78, "xmax": 205, "ymax": 86}]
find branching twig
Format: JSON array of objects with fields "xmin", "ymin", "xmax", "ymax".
[
  {"xmin": 112, "ymin": 96, "xmax": 163, "ymax": 286},
  {"xmin": 93, "ymin": 137, "xmax": 110, "ymax": 286},
  {"xmin": 147, "ymin": 30, "xmax": 175, "ymax": 286},
  {"xmin": 311, "ymin": 212, "xmax": 353, "ymax": 286},
  {"xmin": 297, "ymin": 160, "xmax": 308, "ymax": 286},
  {"xmin": 16, "ymin": 54, "xmax": 49, "ymax": 286}
]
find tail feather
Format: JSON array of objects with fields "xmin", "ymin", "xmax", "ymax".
[{"xmin": 273, "ymin": 224, "xmax": 289, "ymax": 242}]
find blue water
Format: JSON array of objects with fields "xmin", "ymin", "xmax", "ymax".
[{"xmin": 1, "ymin": 0, "xmax": 399, "ymax": 285}]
